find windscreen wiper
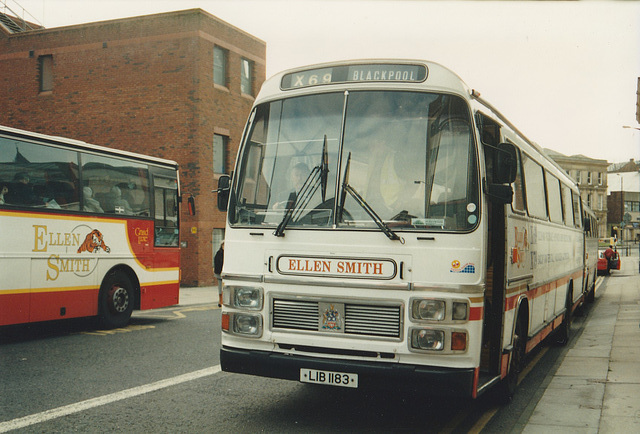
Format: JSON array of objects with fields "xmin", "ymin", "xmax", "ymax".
[
  {"xmin": 320, "ymin": 135, "xmax": 329, "ymax": 202},
  {"xmin": 274, "ymin": 137, "xmax": 329, "ymax": 237},
  {"xmin": 337, "ymin": 153, "xmax": 404, "ymax": 243}
]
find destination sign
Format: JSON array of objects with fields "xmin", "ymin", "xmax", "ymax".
[{"xmin": 281, "ymin": 63, "xmax": 428, "ymax": 90}]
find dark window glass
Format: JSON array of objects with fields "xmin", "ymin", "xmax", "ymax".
[
  {"xmin": 0, "ymin": 137, "xmax": 79, "ymax": 209},
  {"xmin": 154, "ymin": 175, "xmax": 178, "ymax": 247},
  {"xmin": 81, "ymin": 153, "xmax": 150, "ymax": 216}
]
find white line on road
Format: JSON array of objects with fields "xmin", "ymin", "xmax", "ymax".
[{"xmin": 0, "ymin": 365, "xmax": 222, "ymax": 433}]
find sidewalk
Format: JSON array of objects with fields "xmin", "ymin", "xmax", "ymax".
[
  {"xmin": 179, "ymin": 285, "xmax": 218, "ymax": 306},
  {"xmin": 522, "ymin": 253, "xmax": 640, "ymax": 432}
]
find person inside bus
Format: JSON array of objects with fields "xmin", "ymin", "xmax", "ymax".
[
  {"xmin": 8, "ymin": 172, "xmax": 41, "ymax": 205},
  {"xmin": 105, "ymin": 185, "xmax": 133, "ymax": 214},
  {"xmin": 0, "ymin": 184, "xmax": 7, "ymax": 204},
  {"xmin": 82, "ymin": 186, "xmax": 104, "ymax": 213},
  {"xmin": 272, "ymin": 161, "xmax": 309, "ymax": 209}
]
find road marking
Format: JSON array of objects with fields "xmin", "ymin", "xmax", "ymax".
[
  {"xmin": 0, "ymin": 365, "xmax": 222, "ymax": 433},
  {"xmin": 133, "ymin": 305, "xmax": 216, "ymax": 320},
  {"xmin": 80, "ymin": 324, "xmax": 156, "ymax": 336}
]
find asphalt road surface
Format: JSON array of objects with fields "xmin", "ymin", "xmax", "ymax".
[{"xmin": 0, "ymin": 285, "xmax": 602, "ymax": 433}]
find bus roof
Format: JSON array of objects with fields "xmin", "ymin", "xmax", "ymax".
[{"xmin": 0, "ymin": 124, "xmax": 179, "ymax": 169}]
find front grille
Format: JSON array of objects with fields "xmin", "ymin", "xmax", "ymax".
[{"xmin": 272, "ymin": 298, "xmax": 402, "ymax": 338}]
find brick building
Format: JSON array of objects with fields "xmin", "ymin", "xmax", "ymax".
[{"xmin": 0, "ymin": 9, "xmax": 266, "ymax": 285}]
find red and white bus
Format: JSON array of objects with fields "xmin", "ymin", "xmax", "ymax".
[
  {"xmin": 0, "ymin": 125, "xmax": 193, "ymax": 328},
  {"xmin": 216, "ymin": 60, "xmax": 591, "ymax": 399}
]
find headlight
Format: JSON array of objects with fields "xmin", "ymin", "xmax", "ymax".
[
  {"xmin": 452, "ymin": 301, "xmax": 468, "ymax": 321},
  {"xmin": 412, "ymin": 299, "xmax": 445, "ymax": 321},
  {"xmin": 233, "ymin": 313, "xmax": 262, "ymax": 335},
  {"xmin": 224, "ymin": 286, "xmax": 263, "ymax": 310},
  {"xmin": 223, "ymin": 312, "xmax": 263, "ymax": 337},
  {"xmin": 411, "ymin": 328, "xmax": 444, "ymax": 351}
]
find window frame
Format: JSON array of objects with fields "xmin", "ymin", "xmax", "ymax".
[
  {"xmin": 521, "ymin": 153, "xmax": 548, "ymax": 220},
  {"xmin": 213, "ymin": 46, "xmax": 228, "ymax": 87},
  {"xmin": 39, "ymin": 54, "xmax": 53, "ymax": 92},
  {"xmin": 213, "ymin": 134, "xmax": 228, "ymax": 175},
  {"xmin": 241, "ymin": 58, "xmax": 254, "ymax": 96}
]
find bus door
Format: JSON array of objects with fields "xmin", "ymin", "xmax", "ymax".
[
  {"xmin": 478, "ymin": 116, "xmax": 519, "ymax": 384},
  {"xmin": 478, "ymin": 117, "xmax": 505, "ymax": 380}
]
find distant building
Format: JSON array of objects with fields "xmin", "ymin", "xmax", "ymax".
[
  {"xmin": 545, "ymin": 149, "xmax": 608, "ymax": 237},
  {"xmin": 0, "ymin": 8, "xmax": 266, "ymax": 285},
  {"xmin": 607, "ymin": 164, "xmax": 640, "ymax": 243}
]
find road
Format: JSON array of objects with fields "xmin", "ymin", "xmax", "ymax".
[{"xmin": 0, "ymin": 280, "xmax": 604, "ymax": 433}]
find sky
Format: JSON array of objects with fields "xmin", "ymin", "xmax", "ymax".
[{"xmin": 12, "ymin": 0, "xmax": 640, "ymax": 164}]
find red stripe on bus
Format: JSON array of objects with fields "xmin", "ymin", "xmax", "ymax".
[
  {"xmin": 30, "ymin": 288, "xmax": 98, "ymax": 322},
  {"xmin": 525, "ymin": 317, "xmax": 560, "ymax": 353},
  {"xmin": 139, "ymin": 282, "xmax": 180, "ymax": 310},
  {"xmin": 0, "ymin": 288, "xmax": 98, "ymax": 325},
  {"xmin": 126, "ymin": 220, "xmax": 180, "ymax": 269},
  {"xmin": 469, "ymin": 306, "xmax": 483, "ymax": 321},
  {"xmin": 0, "ymin": 293, "xmax": 30, "ymax": 326},
  {"xmin": 505, "ymin": 270, "xmax": 583, "ymax": 312}
]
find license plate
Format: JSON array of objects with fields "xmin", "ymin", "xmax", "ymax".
[{"xmin": 299, "ymin": 368, "xmax": 358, "ymax": 388}]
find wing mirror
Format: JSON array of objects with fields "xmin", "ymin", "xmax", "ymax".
[
  {"xmin": 216, "ymin": 175, "xmax": 230, "ymax": 211},
  {"xmin": 486, "ymin": 142, "xmax": 517, "ymax": 204}
]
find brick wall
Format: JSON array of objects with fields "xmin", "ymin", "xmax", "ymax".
[{"xmin": 0, "ymin": 9, "xmax": 266, "ymax": 285}]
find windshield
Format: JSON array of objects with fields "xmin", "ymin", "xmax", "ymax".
[{"xmin": 230, "ymin": 91, "xmax": 479, "ymax": 232}]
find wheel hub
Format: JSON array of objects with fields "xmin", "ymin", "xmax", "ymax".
[{"xmin": 108, "ymin": 285, "xmax": 129, "ymax": 313}]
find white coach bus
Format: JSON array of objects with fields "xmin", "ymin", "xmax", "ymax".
[{"xmin": 216, "ymin": 60, "xmax": 588, "ymax": 399}]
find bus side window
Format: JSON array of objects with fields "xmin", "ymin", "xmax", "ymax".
[
  {"xmin": 511, "ymin": 147, "xmax": 525, "ymax": 213},
  {"xmin": 154, "ymin": 176, "xmax": 179, "ymax": 247},
  {"xmin": 521, "ymin": 154, "xmax": 547, "ymax": 220},
  {"xmin": 0, "ymin": 137, "xmax": 79, "ymax": 209},
  {"xmin": 572, "ymin": 191, "xmax": 582, "ymax": 228},
  {"xmin": 561, "ymin": 184, "xmax": 574, "ymax": 227},
  {"xmin": 81, "ymin": 153, "xmax": 150, "ymax": 216},
  {"xmin": 545, "ymin": 172, "xmax": 563, "ymax": 223}
]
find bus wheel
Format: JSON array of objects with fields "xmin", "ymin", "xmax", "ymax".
[
  {"xmin": 555, "ymin": 289, "xmax": 572, "ymax": 345},
  {"xmin": 98, "ymin": 271, "xmax": 134, "ymax": 329},
  {"xmin": 498, "ymin": 316, "xmax": 525, "ymax": 403}
]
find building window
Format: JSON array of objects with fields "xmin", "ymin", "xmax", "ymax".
[
  {"xmin": 587, "ymin": 193, "xmax": 592, "ymax": 208},
  {"xmin": 213, "ymin": 46, "xmax": 227, "ymax": 87},
  {"xmin": 241, "ymin": 58, "xmax": 253, "ymax": 95},
  {"xmin": 626, "ymin": 201, "xmax": 640, "ymax": 212},
  {"xmin": 39, "ymin": 55, "xmax": 53, "ymax": 92},
  {"xmin": 575, "ymin": 170, "xmax": 581, "ymax": 184},
  {"xmin": 213, "ymin": 134, "xmax": 228, "ymax": 174},
  {"xmin": 587, "ymin": 171, "xmax": 592, "ymax": 185},
  {"xmin": 597, "ymin": 172, "xmax": 603, "ymax": 186},
  {"xmin": 598, "ymin": 194, "xmax": 604, "ymax": 211}
]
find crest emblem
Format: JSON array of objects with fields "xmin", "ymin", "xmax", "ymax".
[{"xmin": 319, "ymin": 302, "xmax": 344, "ymax": 333}]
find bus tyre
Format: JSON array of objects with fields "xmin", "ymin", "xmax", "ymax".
[
  {"xmin": 98, "ymin": 271, "xmax": 134, "ymax": 329},
  {"xmin": 498, "ymin": 317, "xmax": 525, "ymax": 403},
  {"xmin": 555, "ymin": 290, "xmax": 572, "ymax": 346}
]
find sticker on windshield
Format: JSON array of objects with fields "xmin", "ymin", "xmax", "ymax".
[{"xmin": 412, "ymin": 218, "xmax": 445, "ymax": 227}]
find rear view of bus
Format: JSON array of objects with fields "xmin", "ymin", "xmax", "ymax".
[{"xmin": 218, "ymin": 60, "xmax": 583, "ymax": 398}]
